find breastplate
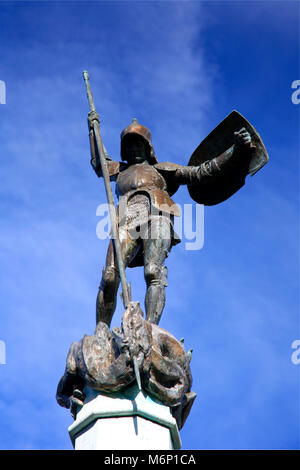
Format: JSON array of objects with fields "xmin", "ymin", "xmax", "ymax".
[{"xmin": 116, "ymin": 163, "xmax": 167, "ymax": 197}]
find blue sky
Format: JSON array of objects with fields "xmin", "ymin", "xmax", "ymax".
[{"xmin": 0, "ymin": 0, "xmax": 299, "ymax": 450}]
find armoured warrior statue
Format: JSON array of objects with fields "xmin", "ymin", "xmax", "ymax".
[
  {"xmin": 56, "ymin": 73, "xmax": 268, "ymax": 425},
  {"xmin": 88, "ymin": 113, "xmax": 263, "ymax": 328}
]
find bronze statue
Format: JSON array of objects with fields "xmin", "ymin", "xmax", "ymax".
[
  {"xmin": 89, "ymin": 112, "xmax": 267, "ymax": 327},
  {"xmin": 56, "ymin": 72, "xmax": 268, "ymax": 429}
]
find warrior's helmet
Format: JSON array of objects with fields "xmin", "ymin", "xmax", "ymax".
[{"xmin": 120, "ymin": 118, "xmax": 158, "ymax": 164}]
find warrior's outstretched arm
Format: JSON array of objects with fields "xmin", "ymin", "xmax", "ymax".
[
  {"xmin": 174, "ymin": 127, "xmax": 252, "ymax": 185},
  {"xmin": 202, "ymin": 127, "xmax": 252, "ymax": 176}
]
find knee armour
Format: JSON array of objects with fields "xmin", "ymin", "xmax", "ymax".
[
  {"xmin": 100, "ymin": 266, "xmax": 119, "ymax": 290},
  {"xmin": 144, "ymin": 262, "xmax": 168, "ymax": 287}
]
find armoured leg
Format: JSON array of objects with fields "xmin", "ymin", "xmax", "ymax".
[
  {"xmin": 143, "ymin": 217, "xmax": 171, "ymax": 325},
  {"xmin": 96, "ymin": 269, "xmax": 120, "ymax": 327},
  {"xmin": 96, "ymin": 233, "xmax": 138, "ymax": 327}
]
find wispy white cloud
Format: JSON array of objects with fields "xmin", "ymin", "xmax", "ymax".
[{"xmin": 0, "ymin": 1, "xmax": 218, "ymax": 450}]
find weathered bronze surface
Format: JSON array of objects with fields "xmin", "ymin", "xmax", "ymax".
[
  {"xmin": 56, "ymin": 73, "xmax": 268, "ymax": 432},
  {"xmin": 188, "ymin": 110, "xmax": 269, "ymax": 205},
  {"xmin": 92, "ymin": 116, "xmax": 266, "ymax": 327},
  {"xmin": 56, "ymin": 301, "xmax": 195, "ymax": 429}
]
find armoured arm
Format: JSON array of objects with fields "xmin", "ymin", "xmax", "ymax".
[
  {"xmin": 88, "ymin": 111, "xmax": 119, "ymax": 180},
  {"xmin": 199, "ymin": 127, "xmax": 253, "ymax": 177},
  {"xmin": 155, "ymin": 162, "xmax": 214, "ymax": 192},
  {"xmin": 174, "ymin": 127, "xmax": 253, "ymax": 185}
]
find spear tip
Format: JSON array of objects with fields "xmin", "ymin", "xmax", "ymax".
[{"xmin": 83, "ymin": 70, "xmax": 89, "ymax": 80}]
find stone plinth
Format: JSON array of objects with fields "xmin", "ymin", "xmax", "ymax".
[{"xmin": 68, "ymin": 384, "xmax": 181, "ymax": 450}]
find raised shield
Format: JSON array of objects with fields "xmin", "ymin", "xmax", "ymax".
[{"xmin": 188, "ymin": 110, "xmax": 269, "ymax": 205}]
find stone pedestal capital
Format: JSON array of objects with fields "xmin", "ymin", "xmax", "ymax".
[{"xmin": 68, "ymin": 384, "xmax": 182, "ymax": 450}]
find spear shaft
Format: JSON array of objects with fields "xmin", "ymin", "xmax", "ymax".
[{"xmin": 83, "ymin": 71, "xmax": 130, "ymax": 309}]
